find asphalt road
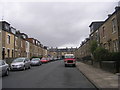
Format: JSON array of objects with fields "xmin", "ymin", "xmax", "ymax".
[{"xmin": 2, "ymin": 60, "xmax": 96, "ymax": 89}]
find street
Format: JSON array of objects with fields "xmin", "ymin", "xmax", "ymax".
[{"xmin": 2, "ymin": 60, "xmax": 96, "ymax": 89}]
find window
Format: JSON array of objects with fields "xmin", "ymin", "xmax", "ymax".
[
  {"xmin": 33, "ymin": 40, "xmax": 35, "ymax": 44},
  {"xmin": 112, "ymin": 18, "xmax": 117, "ymax": 33},
  {"xmin": 26, "ymin": 41, "xmax": 28, "ymax": 48},
  {"xmin": 90, "ymin": 25, "xmax": 94, "ymax": 33},
  {"xmin": 5, "ymin": 24, "xmax": 9, "ymax": 31},
  {"xmin": 2, "ymin": 61, "xmax": 5, "ymax": 65},
  {"xmin": 21, "ymin": 41, "xmax": 23, "ymax": 47},
  {"xmin": 104, "ymin": 43, "xmax": 107, "ymax": 49},
  {"xmin": 7, "ymin": 35, "xmax": 10, "ymax": 44},
  {"xmin": 12, "ymin": 49, "xmax": 14, "ymax": 58},
  {"xmin": 15, "ymin": 37, "xmax": 18, "ymax": 46},
  {"xmin": 7, "ymin": 49, "xmax": 10, "ymax": 58},
  {"xmin": 102, "ymin": 27, "xmax": 105, "ymax": 38},
  {"xmin": 11, "ymin": 27, "xmax": 16, "ymax": 34},
  {"xmin": 113, "ymin": 40, "xmax": 118, "ymax": 52}
]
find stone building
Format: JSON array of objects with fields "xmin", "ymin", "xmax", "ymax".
[
  {"xmin": 99, "ymin": 6, "xmax": 120, "ymax": 52},
  {"xmin": 49, "ymin": 47, "xmax": 77, "ymax": 59},
  {"xmin": 0, "ymin": 21, "xmax": 15, "ymax": 59},
  {"xmin": 75, "ymin": 6, "xmax": 120, "ymax": 60},
  {"xmin": 75, "ymin": 38, "xmax": 91, "ymax": 60},
  {"xmin": 89, "ymin": 21, "xmax": 104, "ymax": 44},
  {"xmin": 26, "ymin": 38, "xmax": 43, "ymax": 58}
]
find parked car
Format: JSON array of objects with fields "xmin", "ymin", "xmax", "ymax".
[
  {"xmin": 53, "ymin": 58, "xmax": 58, "ymax": 61},
  {"xmin": 30, "ymin": 58, "xmax": 42, "ymax": 66},
  {"xmin": 47, "ymin": 58, "xmax": 50, "ymax": 62},
  {"xmin": 64, "ymin": 54, "xmax": 76, "ymax": 67},
  {"xmin": 0, "ymin": 60, "xmax": 9, "ymax": 76},
  {"xmin": 10, "ymin": 57, "xmax": 31, "ymax": 71},
  {"xmin": 49, "ymin": 57, "xmax": 54, "ymax": 62},
  {"xmin": 40, "ymin": 58, "xmax": 49, "ymax": 63}
]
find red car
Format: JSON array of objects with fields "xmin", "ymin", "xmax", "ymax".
[
  {"xmin": 40, "ymin": 58, "xmax": 49, "ymax": 63},
  {"xmin": 64, "ymin": 54, "xmax": 76, "ymax": 67}
]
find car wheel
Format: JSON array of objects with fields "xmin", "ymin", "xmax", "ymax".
[
  {"xmin": 65, "ymin": 64, "xmax": 67, "ymax": 67},
  {"xmin": 5, "ymin": 69, "xmax": 9, "ymax": 76},
  {"xmin": 38, "ymin": 63, "xmax": 40, "ymax": 66},
  {"xmin": 23, "ymin": 66, "xmax": 26, "ymax": 70},
  {"xmin": 73, "ymin": 64, "xmax": 76, "ymax": 67},
  {"xmin": 40, "ymin": 62, "xmax": 42, "ymax": 65},
  {"xmin": 28, "ymin": 65, "xmax": 31, "ymax": 69},
  {"xmin": 10, "ymin": 68, "xmax": 13, "ymax": 71}
]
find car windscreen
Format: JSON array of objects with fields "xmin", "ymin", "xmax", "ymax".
[
  {"xmin": 41, "ymin": 58, "xmax": 46, "ymax": 60},
  {"xmin": 31, "ymin": 58, "xmax": 40, "ymax": 61},
  {"xmin": 65, "ymin": 56, "xmax": 74, "ymax": 59},
  {"xmin": 0, "ymin": 61, "xmax": 2, "ymax": 66},
  {"xmin": 12, "ymin": 58, "xmax": 25, "ymax": 63}
]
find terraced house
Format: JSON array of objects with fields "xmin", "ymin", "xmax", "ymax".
[
  {"xmin": 25, "ymin": 38, "xmax": 35, "ymax": 58},
  {"xmin": 18, "ymin": 33, "xmax": 28, "ymax": 57},
  {"xmin": 78, "ymin": 38, "xmax": 91, "ymax": 60},
  {"xmin": 89, "ymin": 21, "xmax": 104, "ymax": 43},
  {"xmin": 0, "ymin": 21, "xmax": 15, "ymax": 59},
  {"xmin": 75, "ymin": 6, "xmax": 120, "ymax": 60},
  {"xmin": 26, "ymin": 38, "xmax": 44, "ymax": 58},
  {"xmin": 99, "ymin": 6, "xmax": 120, "ymax": 52},
  {"xmin": 0, "ymin": 21, "xmax": 48, "ymax": 60},
  {"xmin": 49, "ymin": 47, "xmax": 77, "ymax": 59}
]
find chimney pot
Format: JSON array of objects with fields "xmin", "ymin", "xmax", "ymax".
[{"xmin": 108, "ymin": 14, "xmax": 112, "ymax": 17}]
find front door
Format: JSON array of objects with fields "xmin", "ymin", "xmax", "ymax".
[{"xmin": 2, "ymin": 48, "xmax": 5, "ymax": 60}]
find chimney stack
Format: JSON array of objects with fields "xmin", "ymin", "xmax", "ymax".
[
  {"xmin": 115, "ymin": 1, "xmax": 120, "ymax": 11},
  {"xmin": 108, "ymin": 14, "xmax": 112, "ymax": 17},
  {"xmin": 115, "ymin": 6, "xmax": 120, "ymax": 11}
]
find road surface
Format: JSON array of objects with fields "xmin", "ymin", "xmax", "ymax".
[{"xmin": 2, "ymin": 60, "xmax": 96, "ymax": 89}]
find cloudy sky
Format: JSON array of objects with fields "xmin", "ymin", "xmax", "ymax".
[{"xmin": 0, "ymin": 0, "xmax": 119, "ymax": 48}]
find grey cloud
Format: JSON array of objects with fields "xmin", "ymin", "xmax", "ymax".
[{"xmin": 1, "ymin": 2, "xmax": 118, "ymax": 47}]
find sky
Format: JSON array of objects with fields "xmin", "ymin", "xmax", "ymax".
[{"xmin": 0, "ymin": 0, "xmax": 119, "ymax": 48}]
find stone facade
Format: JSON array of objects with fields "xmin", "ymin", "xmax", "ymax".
[
  {"xmin": 99, "ymin": 7, "xmax": 120, "ymax": 52},
  {"xmin": 0, "ymin": 21, "xmax": 15, "ymax": 59},
  {"xmin": 26, "ymin": 38, "xmax": 44, "ymax": 58},
  {"xmin": 0, "ymin": 21, "xmax": 48, "ymax": 59},
  {"xmin": 75, "ymin": 38, "xmax": 91, "ymax": 60},
  {"xmin": 0, "ymin": 26, "xmax": 2, "ymax": 59},
  {"xmin": 75, "ymin": 6, "xmax": 120, "ymax": 60},
  {"xmin": 49, "ymin": 47, "xmax": 77, "ymax": 58}
]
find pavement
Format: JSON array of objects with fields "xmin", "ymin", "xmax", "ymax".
[{"xmin": 76, "ymin": 61, "xmax": 119, "ymax": 89}]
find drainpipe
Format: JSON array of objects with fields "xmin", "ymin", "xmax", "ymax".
[{"xmin": 14, "ymin": 34, "xmax": 15, "ymax": 59}]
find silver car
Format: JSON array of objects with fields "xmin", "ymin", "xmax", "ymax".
[
  {"xmin": 30, "ymin": 58, "xmax": 42, "ymax": 66},
  {"xmin": 10, "ymin": 57, "xmax": 31, "ymax": 70},
  {"xmin": 0, "ymin": 60, "xmax": 9, "ymax": 76}
]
